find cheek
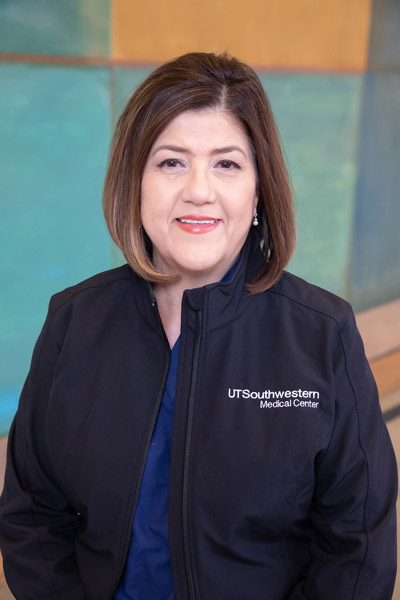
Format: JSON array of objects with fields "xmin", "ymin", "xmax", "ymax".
[
  {"xmin": 141, "ymin": 176, "xmax": 175, "ymax": 221},
  {"xmin": 227, "ymin": 188, "xmax": 257, "ymax": 221},
  {"xmin": 140, "ymin": 183, "xmax": 162, "ymax": 226}
]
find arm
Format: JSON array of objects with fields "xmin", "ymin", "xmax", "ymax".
[
  {"xmin": 289, "ymin": 311, "xmax": 397, "ymax": 600},
  {"xmin": 0, "ymin": 308, "xmax": 85, "ymax": 600}
]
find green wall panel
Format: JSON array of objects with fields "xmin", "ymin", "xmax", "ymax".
[
  {"xmin": 258, "ymin": 73, "xmax": 363, "ymax": 298},
  {"xmin": 0, "ymin": 64, "xmax": 111, "ymax": 434},
  {"xmin": 0, "ymin": 0, "xmax": 110, "ymax": 57}
]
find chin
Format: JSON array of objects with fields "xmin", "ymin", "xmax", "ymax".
[
  {"xmin": 172, "ymin": 246, "xmax": 216, "ymax": 267},
  {"xmin": 180, "ymin": 260, "xmax": 219, "ymax": 274}
]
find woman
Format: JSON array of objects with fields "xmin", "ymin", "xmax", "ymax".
[{"xmin": 0, "ymin": 52, "xmax": 397, "ymax": 600}]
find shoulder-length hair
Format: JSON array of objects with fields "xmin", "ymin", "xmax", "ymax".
[{"xmin": 103, "ymin": 52, "xmax": 296, "ymax": 293}]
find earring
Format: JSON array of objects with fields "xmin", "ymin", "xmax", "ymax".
[{"xmin": 252, "ymin": 212, "xmax": 258, "ymax": 227}]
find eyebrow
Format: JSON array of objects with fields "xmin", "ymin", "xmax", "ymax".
[{"xmin": 150, "ymin": 144, "xmax": 247, "ymax": 157}]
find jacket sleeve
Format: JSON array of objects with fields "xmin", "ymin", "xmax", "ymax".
[
  {"xmin": 0, "ymin": 305, "xmax": 86, "ymax": 600},
  {"xmin": 288, "ymin": 310, "xmax": 397, "ymax": 600}
]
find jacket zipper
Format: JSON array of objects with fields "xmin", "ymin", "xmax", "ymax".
[
  {"xmin": 106, "ymin": 297, "xmax": 170, "ymax": 600},
  {"xmin": 182, "ymin": 309, "xmax": 202, "ymax": 600}
]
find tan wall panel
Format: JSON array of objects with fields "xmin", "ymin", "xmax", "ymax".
[
  {"xmin": 112, "ymin": 0, "xmax": 372, "ymax": 70},
  {"xmin": 371, "ymin": 351, "xmax": 400, "ymax": 398}
]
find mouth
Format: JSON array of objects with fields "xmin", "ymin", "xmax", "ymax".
[
  {"xmin": 176, "ymin": 218, "xmax": 220, "ymax": 225},
  {"xmin": 175, "ymin": 216, "xmax": 221, "ymax": 234}
]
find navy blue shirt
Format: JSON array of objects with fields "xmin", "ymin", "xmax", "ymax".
[
  {"xmin": 115, "ymin": 263, "xmax": 237, "ymax": 599},
  {"xmin": 115, "ymin": 338, "xmax": 180, "ymax": 600}
]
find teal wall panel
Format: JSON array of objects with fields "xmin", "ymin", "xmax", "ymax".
[
  {"xmin": 109, "ymin": 67, "xmax": 154, "ymax": 266},
  {"xmin": 258, "ymin": 74, "xmax": 363, "ymax": 298},
  {"xmin": 350, "ymin": 71, "xmax": 400, "ymax": 311},
  {"xmin": 113, "ymin": 67, "xmax": 154, "ymax": 123},
  {"xmin": 0, "ymin": 64, "xmax": 111, "ymax": 434},
  {"xmin": 0, "ymin": 0, "xmax": 111, "ymax": 56}
]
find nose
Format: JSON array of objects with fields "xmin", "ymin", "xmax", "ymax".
[{"xmin": 181, "ymin": 164, "xmax": 216, "ymax": 204}]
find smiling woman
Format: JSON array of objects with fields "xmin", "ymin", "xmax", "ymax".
[{"xmin": 0, "ymin": 53, "xmax": 397, "ymax": 600}]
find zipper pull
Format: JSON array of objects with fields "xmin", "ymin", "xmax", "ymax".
[{"xmin": 150, "ymin": 291, "xmax": 157, "ymax": 307}]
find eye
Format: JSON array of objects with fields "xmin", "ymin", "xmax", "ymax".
[
  {"xmin": 157, "ymin": 158, "xmax": 183, "ymax": 169},
  {"xmin": 217, "ymin": 159, "xmax": 241, "ymax": 170}
]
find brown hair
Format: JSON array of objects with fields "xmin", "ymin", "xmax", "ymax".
[{"xmin": 103, "ymin": 52, "xmax": 296, "ymax": 293}]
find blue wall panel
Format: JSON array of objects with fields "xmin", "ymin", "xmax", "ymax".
[
  {"xmin": 0, "ymin": 64, "xmax": 111, "ymax": 434},
  {"xmin": 369, "ymin": 0, "xmax": 400, "ymax": 69},
  {"xmin": 350, "ymin": 71, "xmax": 400, "ymax": 311}
]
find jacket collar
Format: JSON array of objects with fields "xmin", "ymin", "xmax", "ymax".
[
  {"xmin": 183, "ymin": 231, "xmax": 264, "ymax": 333},
  {"xmin": 130, "ymin": 231, "xmax": 265, "ymax": 336}
]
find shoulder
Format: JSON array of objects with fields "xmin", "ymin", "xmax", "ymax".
[
  {"xmin": 48, "ymin": 264, "xmax": 135, "ymax": 315},
  {"xmin": 269, "ymin": 271, "xmax": 353, "ymax": 330}
]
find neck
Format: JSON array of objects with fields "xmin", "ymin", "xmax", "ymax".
[{"xmin": 152, "ymin": 281, "xmax": 185, "ymax": 349}]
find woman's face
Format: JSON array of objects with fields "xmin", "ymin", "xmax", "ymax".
[{"xmin": 141, "ymin": 109, "xmax": 258, "ymax": 283}]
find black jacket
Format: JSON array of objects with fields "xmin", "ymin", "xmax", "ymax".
[{"xmin": 0, "ymin": 235, "xmax": 397, "ymax": 600}]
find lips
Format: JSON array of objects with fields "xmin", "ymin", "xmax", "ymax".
[{"xmin": 175, "ymin": 215, "xmax": 221, "ymax": 234}]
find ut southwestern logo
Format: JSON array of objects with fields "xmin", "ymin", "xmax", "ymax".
[{"xmin": 228, "ymin": 388, "xmax": 320, "ymax": 409}]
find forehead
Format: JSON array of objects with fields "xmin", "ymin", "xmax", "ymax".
[{"xmin": 152, "ymin": 109, "xmax": 250, "ymax": 149}]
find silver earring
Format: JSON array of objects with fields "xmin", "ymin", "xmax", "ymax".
[{"xmin": 252, "ymin": 212, "xmax": 258, "ymax": 227}]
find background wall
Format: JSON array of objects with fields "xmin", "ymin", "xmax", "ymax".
[{"xmin": 1, "ymin": 0, "xmax": 400, "ymax": 435}]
